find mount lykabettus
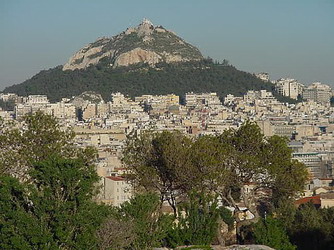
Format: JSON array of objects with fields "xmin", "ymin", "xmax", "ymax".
[
  {"xmin": 63, "ymin": 18, "xmax": 203, "ymax": 71},
  {"xmin": 3, "ymin": 19, "xmax": 296, "ymax": 104}
]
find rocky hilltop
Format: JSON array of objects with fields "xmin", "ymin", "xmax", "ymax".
[
  {"xmin": 3, "ymin": 20, "xmax": 297, "ymax": 104},
  {"xmin": 63, "ymin": 18, "xmax": 203, "ymax": 71},
  {"xmin": 70, "ymin": 91, "xmax": 104, "ymax": 108}
]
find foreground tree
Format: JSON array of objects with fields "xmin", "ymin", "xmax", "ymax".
[
  {"xmin": 165, "ymin": 192, "xmax": 221, "ymax": 248},
  {"xmin": 0, "ymin": 112, "xmax": 95, "ymax": 179},
  {"xmin": 0, "ymin": 155, "xmax": 108, "ymax": 249},
  {"xmin": 123, "ymin": 122, "xmax": 308, "ymax": 242},
  {"xmin": 123, "ymin": 130, "xmax": 193, "ymax": 215},
  {"xmin": 253, "ymin": 216, "xmax": 296, "ymax": 250},
  {"xmin": 216, "ymin": 122, "xmax": 308, "ymax": 237},
  {"xmin": 287, "ymin": 203, "xmax": 334, "ymax": 250},
  {"xmin": 0, "ymin": 176, "xmax": 51, "ymax": 249},
  {"xmin": 97, "ymin": 215, "xmax": 136, "ymax": 250},
  {"xmin": 98, "ymin": 192, "xmax": 172, "ymax": 250}
]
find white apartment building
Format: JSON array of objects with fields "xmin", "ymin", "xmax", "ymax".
[
  {"xmin": 244, "ymin": 90, "xmax": 275, "ymax": 103},
  {"xmin": 26, "ymin": 95, "xmax": 49, "ymax": 104},
  {"xmin": 46, "ymin": 102, "xmax": 76, "ymax": 119},
  {"xmin": 0, "ymin": 93, "xmax": 19, "ymax": 102},
  {"xmin": 15, "ymin": 96, "xmax": 76, "ymax": 119},
  {"xmin": 135, "ymin": 94, "xmax": 179, "ymax": 106},
  {"xmin": 293, "ymin": 152, "xmax": 323, "ymax": 178},
  {"xmin": 275, "ymin": 78, "xmax": 304, "ymax": 100},
  {"xmin": 185, "ymin": 92, "xmax": 221, "ymax": 108}
]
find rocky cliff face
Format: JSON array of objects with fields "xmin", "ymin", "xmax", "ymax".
[{"xmin": 63, "ymin": 19, "xmax": 203, "ymax": 71}]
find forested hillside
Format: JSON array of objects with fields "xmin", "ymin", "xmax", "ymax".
[{"xmin": 3, "ymin": 60, "xmax": 296, "ymax": 103}]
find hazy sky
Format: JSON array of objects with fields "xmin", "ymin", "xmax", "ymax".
[{"xmin": 1, "ymin": 0, "xmax": 333, "ymax": 90}]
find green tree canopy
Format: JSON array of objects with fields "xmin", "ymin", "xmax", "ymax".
[
  {"xmin": 123, "ymin": 122, "xmax": 308, "ymax": 240},
  {"xmin": 165, "ymin": 192, "xmax": 221, "ymax": 247},
  {"xmin": 288, "ymin": 203, "xmax": 334, "ymax": 250},
  {"xmin": 98, "ymin": 192, "xmax": 172, "ymax": 250},
  {"xmin": 216, "ymin": 122, "xmax": 308, "ymax": 223},
  {"xmin": 123, "ymin": 130, "xmax": 193, "ymax": 214},
  {"xmin": 0, "ymin": 111, "xmax": 96, "ymax": 179},
  {"xmin": 3, "ymin": 60, "xmax": 297, "ymax": 104},
  {"xmin": 253, "ymin": 216, "xmax": 296, "ymax": 250},
  {"xmin": 0, "ymin": 156, "xmax": 108, "ymax": 249}
]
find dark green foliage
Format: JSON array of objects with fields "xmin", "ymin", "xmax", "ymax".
[
  {"xmin": 3, "ymin": 60, "xmax": 297, "ymax": 103},
  {"xmin": 31, "ymin": 156, "xmax": 108, "ymax": 249},
  {"xmin": 0, "ymin": 113, "xmax": 107, "ymax": 249},
  {"xmin": 124, "ymin": 122, "xmax": 308, "ymax": 245},
  {"xmin": 253, "ymin": 217, "xmax": 296, "ymax": 250},
  {"xmin": 217, "ymin": 121, "xmax": 308, "ymax": 207},
  {"xmin": 0, "ymin": 111, "xmax": 96, "ymax": 177},
  {"xmin": 123, "ymin": 130, "xmax": 193, "ymax": 214},
  {"xmin": 98, "ymin": 192, "xmax": 223, "ymax": 249},
  {"xmin": 0, "ymin": 176, "xmax": 53, "ymax": 249},
  {"xmin": 288, "ymin": 203, "xmax": 334, "ymax": 250},
  {"xmin": 274, "ymin": 199, "xmax": 297, "ymax": 230},
  {"xmin": 274, "ymin": 201, "xmax": 334, "ymax": 250},
  {"xmin": 118, "ymin": 193, "xmax": 172, "ymax": 249},
  {"xmin": 0, "ymin": 156, "xmax": 109, "ymax": 249},
  {"xmin": 165, "ymin": 193, "xmax": 220, "ymax": 248},
  {"xmin": 219, "ymin": 207, "xmax": 234, "ymax": 230},
  {"xmin": 101, "ymin": 193, "xmax": 172, "ymax": 250}
]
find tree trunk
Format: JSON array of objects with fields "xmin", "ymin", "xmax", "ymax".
[
  {"xmin": 216, "ymin": 219, "xmax": 226, "ymax": 246},
  {"xmin": 167, "ymin": 196, "xmax": 177, "ymax": 217},
  {"xmin": 235, "ymin": 187, "xmax": 260, "ymax": 244}
]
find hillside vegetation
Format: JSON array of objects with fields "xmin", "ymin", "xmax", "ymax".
[{"xmin": 3, "ymin": 60, "xmax": 296, "ymax": 103}]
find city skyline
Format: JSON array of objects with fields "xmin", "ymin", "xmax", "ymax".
[{"xmin": 1, "ymin": 0, "xmax": 333, "ymax": 90}]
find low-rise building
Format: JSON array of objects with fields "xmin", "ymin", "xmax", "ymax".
[{"xmin": 100, "ymin": 176, "xmax": 132, "ymax": 206}]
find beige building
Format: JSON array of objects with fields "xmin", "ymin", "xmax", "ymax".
[
  {"xmin": 257, "ymin": 120, "xmax": 273, "ymax": 136},
  {"xmin": 136, "ymin": 94, "xmax": 179, "ymax": 113},
  {"xmin": 293, "ymin": 152, "xmax": 323, "ymax": 178},
  {"xmin": 320, "ymin": 193, "xmax": 334, "ymax": 208},
  {"xmin": 295, "ymin": 125, "xmax": 318, "ymax": 140},
  {"xmin": 303, "ymin": 82, "xmax": 332, "ymax": 104},
  {"xmin": 100, "ymin": 176, "xmax": 132, "ymax": 206},
  {"xmin": 46, "ymin": 102, "xmax": 76, "ymax": 119},
  {"xmin": 185, "ymin": 92, "xmax": 221, "ymax": 108},
  {"xmin": 26, "ymin": 95, "xmax": 49, "ymax": 104}
]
